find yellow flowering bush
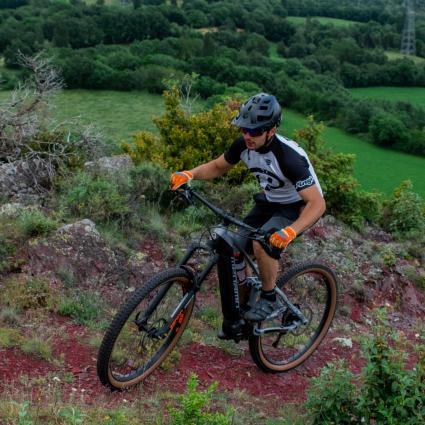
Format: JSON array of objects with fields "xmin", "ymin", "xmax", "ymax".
[{"xmin": 122, "ymin": 87, "xmax": 247, "ymax": 183}]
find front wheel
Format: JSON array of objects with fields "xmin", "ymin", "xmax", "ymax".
[
  {"xmin": 249, "ymin": 262, "xmax": 338, "ymax": 373},
  {"xmin": 97, "ymin": 267, "xmax": 195, "ymax": 390}
]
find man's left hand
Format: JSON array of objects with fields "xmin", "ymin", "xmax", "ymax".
[{"xmin": 269, "ymin": 226, "xmax": 297, "ymax": 250}]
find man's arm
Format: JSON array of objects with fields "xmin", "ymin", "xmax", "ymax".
[
  {"xmin": 289, "ymin": 185, "xmax": 326, "ymax": 235},
  {"xmin": 190, "ymin": 154, "xmax": 233, "ymax": 180}
]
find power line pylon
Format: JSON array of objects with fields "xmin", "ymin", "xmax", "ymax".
[{"xmin": 401, "ymin": 0, "xmax": 416, "ymax": 55}]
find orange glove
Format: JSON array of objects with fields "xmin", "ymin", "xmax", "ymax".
[
  {"xmin": 269, "ymin": 226, "xmax": 297, "ymax": 250},
  {"xmin": 170, "ymin": 170, "xmax": 193, "ymax": 190}
]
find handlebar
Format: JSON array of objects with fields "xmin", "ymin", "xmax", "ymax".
[{"xmin": 174, "ymin": 184, "xmax": 268, "ymax": 243}]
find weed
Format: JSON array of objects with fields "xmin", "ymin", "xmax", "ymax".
[
  {"xmin": 0, "ymin": 275, "xmax": 56, "ymax": 311},
  {"xmin": 0, "ymin": 327, "xmax": 24, "ymax": 348},
  {"xmin": 57, "ymin": 291, "xmax": 105, "ymax": 327},
  {"xmin": 21, "ymin": 337, "xmax": 53, "ymax": 362},
  {"xmin": 59, "ymin": 406, "xmax": 87, "ymax": 424},
  {"xmin": 168, "ymin": 373, "xmax": 234, "ymax": 425},
  {"xmin": 17, "ymin": 209, "xmax": 58, "ymax": 238},
  {"xmin": 0, "ymin": 306, "xmax": 21, "ymax": 326}
]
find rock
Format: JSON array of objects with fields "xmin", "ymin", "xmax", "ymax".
[
  {"xmin": 0, "ymin": 202, "xmax": 26, "ymax": 218},
  {"xmin": 25, "ymin": 218, "xmax": 118, "ymax": 285},
  {"xmin": 84, "ymin": 155, "xmax": 133, "ymax": 175},
  {"xmin": 0, "ymin": 159, "xmax": 51, "ymax": 204},
  {"xmin": 58, "ymin": 219, "xmax": 99, "ymax": 236},
  {"xmin": 332, "ymin": 337, "xmax": 353, "ymax": 348}
]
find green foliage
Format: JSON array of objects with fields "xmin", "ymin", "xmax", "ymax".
[
  {"xmin": 122, "ymin": 86, "xmax": 246, "ymax": 183},
  {"xmin": 21, "ymin": 337, "xmax": 53, "ymax": 362},
  {"xmin": 305, "ymin": 360, "xmax": 357, "ymax": 424},
  {"xmin": 380, "ymin": 180, "xmax": 425, "ymax": 237},
  {"xmin": 0, "ymin": 327, "xmax": 24, "ymax": 348},
  {"xmin": 129, "ymin": 161, "xmax": 169, "ymax": 204},
  {"xmin": 0, "ymin": 275, "xmax": 55, "ymax": 311},
  {"xmin": 59, "ymin": 172, "xmax": 130, "ymax": 223},
  {"xmin": 57, "ymin": 291, "xmax": 105, "ymax": 327},
  {"xmin": 305, "ymin": 310, "xmax": 425, "ymax": 424},
  {"xmin": 168, "ymin": 373, "xmax": 234, "ymax": 425},
  {"xmin": 294, "ymin": 116, "xmax": 381, "ymax": 227},
  {"xmin": 58, "ymin": 407, "xmax": 87, "ymax": 425},
  {"xmin": 17, "ymin": 209, "xmax": 58, "ymax": 238}
]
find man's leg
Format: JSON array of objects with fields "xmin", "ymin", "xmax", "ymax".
[{"xmin": 253, "ymin": 241, "xmax": 279, "ymax": 291}]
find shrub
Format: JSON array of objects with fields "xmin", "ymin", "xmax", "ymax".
[
  {"xmin": 121, "ymin": 85, "xmax": 246, "ymax": 183},
  {"xmin": 0, "ymin": 275, "xmax": 55, "ymax": 311},
  {"xmin": 305, "ymin": 361, "xmax": 357, "ymax": 425},
  {"xmin": 129, "ymin": 161, "xmax": 170, "ymax": 204},
  {"xmin": 294, "ymin": 117, "xmax": 381, "ymax": 228},
  {"xmin": 58, "ymin": 291, "xmax": 105, "ymax": 327},
  {"xmin": 168, "ymin": 373, "xmax": 233, "ymax": 425},
  {"xmin": 305, "ymin": 311, "xmax": 425, "ymax": 424},
  {"xmin": 17, "ymin": 209, "xmax": 58, "ymax": 237},
  {"xmin": 59, "ymin": 172, "xmax": 130, "ymax": 223},
  {"xmin": 380, "ymin": 180, "xmax": 425, "ymax": 237}
]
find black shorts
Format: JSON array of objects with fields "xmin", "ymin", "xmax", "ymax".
[{"xmin": 240, "ymin": 192, "xmax": 304, "ymax": 260}]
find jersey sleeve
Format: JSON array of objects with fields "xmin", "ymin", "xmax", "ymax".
[
  {"xmin": 272, "ymin": 142, "xmax": 316, "ymax": 192},
  {"xmin": 286, "ymin": 154, "xmax": 316, "ymax": 191},
  {"xmin": 224, "ymin": 137, "xmax": 245, "ymax": 165}
]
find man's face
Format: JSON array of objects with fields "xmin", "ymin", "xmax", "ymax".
[{"xmin": 242, "ymin": 127, "xmax": 276, "ymax": 150}]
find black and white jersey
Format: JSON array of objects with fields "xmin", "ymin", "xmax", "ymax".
[{"xmin": 224, "ymin": 134, "xmax": 323, "ymax": 204}]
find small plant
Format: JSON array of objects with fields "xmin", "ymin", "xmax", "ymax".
[
  {"xmin": 59, "ymin": 406, "xmax": 87, "ymax": 425},
  {"xmin": 17, "ymin": 401, "xmax": 32, "ymax": 425},
  {"xmin": 380, "ymin": 180, "xmax": 425, "ymax": 237},
  {"xmin": 59, "ymin": 172, "xmax": 129, "ymax": 223},
  {"xmin": 58, "ymin": 291, "xmax": 105, "ymax": 327},
  {"xmin": 304, "ymin": 309, "xmax": 425, "ymax": 424},
  {"xmin": 0, "ymin": 327, "xmax": 24, "ymax": 348},
  {"xmin": 17, "ymin": 209, "xmax": 58, "ymax": 237},
  {"xmin": 168, "ymin": 373, "xmax": 234, "ymax": 425},
  {"xmin": 21, "ymin": 337, "xmax": 53, "ymax": 362},
  {"xmin": 0, "ymin": 275, "xmax": 55, "ymax": 311}
]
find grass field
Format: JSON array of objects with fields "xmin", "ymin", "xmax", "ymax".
[
  {"xmin": 286, "ymin": 16, "xmax": 359, "ymax": 27},
  {"xmin": 385, "ymin": 51, "xmax": 425, "ymax": 64},
  {"xmin": 0, "ymin": 89, "xmax": 424, "ymax": 197},
  {"xmin": 349, "ymin": 87, "xmax": 425, "ymax": 109},
  {"xmin": 283, "ymin": 110, "xmax": 425, "ymax": 197}
]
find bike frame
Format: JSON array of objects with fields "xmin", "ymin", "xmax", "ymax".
[{"xmin": 136, "ymin": 186, "xmax": 308, "ymax": 339}]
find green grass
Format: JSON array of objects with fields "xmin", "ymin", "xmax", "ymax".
[
  {"xmin": 1, "ymin": 89, "xmax": 424, "ymax": 197},
  {"xmin": 286, "ymin": 16, "xmax": 359, "ymax": 27},
  {"xmin": 268, "ymin": 43, "xmax": 286, "ymax": 64},
  {"xmin": 282, "ymin": 109, "xmax": 425, "ymax": 197},
  {"xmin": 385, "ymin": 51, "xmax": 425, "ymax": 64},
  {"xmin": 349, "ymin": 86, "xmax": 425, "ymax": 109}
]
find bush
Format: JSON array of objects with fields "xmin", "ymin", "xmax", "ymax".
[
  {"xmin": 380, "ymin": 180, "xmax": 425, "ymax": 237},
  {"xmin": 58, "ymin": 291, "xmax": 105, "ymax": 327},
  {"xmin": 59, "ymin": 172, "xmax": 130, "ymax": 223},
  {"xmin": 121, "ymin": 85, "xmax": 246, "ymax": 183},
  {"xmin": 17, "ymin": 209, "xmax": 58, "ymax": 237},
  {"xmin": 305, "ymin": 361, "xmax": 357, "ymax": 425},
  {"xmin": 294, "ymin": 117, "xmax": 381, "ymax": 228},
  {"xmin": 0, "ymin": 275, "xmax": 55, "ymax": 311},
  {"xmin": 129, "ymin": 161, "xmax": 170, "ymax": 204},
  {"xmin": 168, "ymin": 373, "xmax": 233, "ymax": 425},
  {"xmin": 305, "ymin": 311, "xmax": 425, "ymax": 424}
]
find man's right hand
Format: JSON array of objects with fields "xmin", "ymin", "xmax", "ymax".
[{"xmin": 170, "ymin": 170, "xmax": 193, "ymax": 190}]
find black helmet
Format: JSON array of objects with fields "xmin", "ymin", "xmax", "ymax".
[{"xmin": 232, "ymin": 93, "xmax": 282, "ymax": 131}]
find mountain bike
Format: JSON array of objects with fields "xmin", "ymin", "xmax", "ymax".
[{"xmin": 97, "ymin": 186, "xmax": 338, "ymax": 390}]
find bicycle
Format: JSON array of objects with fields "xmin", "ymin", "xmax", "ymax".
[{"xmin": 97, "ymin": 185, "xmax": 338, "ymax": 390}]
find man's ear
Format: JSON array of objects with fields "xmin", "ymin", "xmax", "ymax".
[{"xmin": 267, "ymin": 127, "xmax": 277, "ymax": 137}]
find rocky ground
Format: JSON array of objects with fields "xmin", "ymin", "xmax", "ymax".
[{"xmin": 1, "ymin": 202, "xmax": 424, "ymax": 422}]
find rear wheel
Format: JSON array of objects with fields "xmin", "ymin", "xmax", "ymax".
[
  {"xmin": 97, "ymin": 267, "xmax": 194, "ymax": 390},
  {"xmin": 249, "ymin": 262, "xmax": 337, "ymax": 373}
]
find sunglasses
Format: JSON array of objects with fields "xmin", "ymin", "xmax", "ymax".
[{"xmin": 241, "ymin": 127, "xmax": 265, "ymax": 137}]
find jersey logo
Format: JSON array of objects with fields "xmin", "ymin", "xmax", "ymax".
[
  {"xmin": 250, "ymin": 167, "xmax": 285, "ymax": 191},
  {"xmin": 295, "ymin": 176, "xmax": 314, "ymax": 190}
]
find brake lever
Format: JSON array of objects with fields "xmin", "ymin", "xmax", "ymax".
[{"xmin": 170, "ymin": 184, "xmax": 193, "ymax": 205}]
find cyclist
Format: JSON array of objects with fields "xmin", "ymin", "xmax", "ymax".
[{"xmin": 170, "ymin": 93, "xmax": 325, "ymax": 337}]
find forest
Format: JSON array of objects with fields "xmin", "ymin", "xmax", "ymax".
[{"xmin": 1, "ymin": 0, "xmax": 425, "ymax": 155}]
